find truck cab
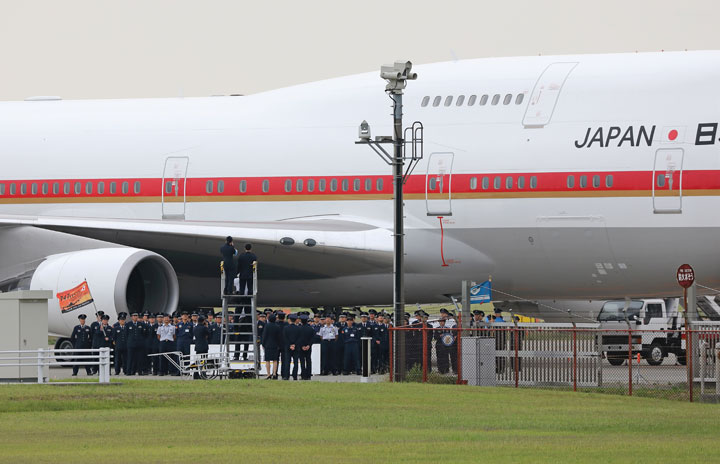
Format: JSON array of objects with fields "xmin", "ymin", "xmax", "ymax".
[{"xmin": 597, "ymin": 299, "xmax": 684, "ymax": 366}]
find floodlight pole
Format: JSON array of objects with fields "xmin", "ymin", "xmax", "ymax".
[{"xmin": 390, "ymin": 90, "xmax": 406, "ymax": 382}]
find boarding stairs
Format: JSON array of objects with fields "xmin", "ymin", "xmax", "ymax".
[{"xmin": 220, "ymin": 262, "xmax": 260, "ymax": 378}]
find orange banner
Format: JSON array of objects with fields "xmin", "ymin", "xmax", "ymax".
[{"xmin": 57, "ymin": 280, "xmax": 94, "ymax": 313}]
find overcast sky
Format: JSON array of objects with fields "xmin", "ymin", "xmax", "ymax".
[{"xmin": 1, "ymin": 0, "xmax": 718, "ymax": 100}]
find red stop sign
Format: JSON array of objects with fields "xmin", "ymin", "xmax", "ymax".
[{"xmin": 677, "ymin": 264, "xmax": 695, "ymax": 288}]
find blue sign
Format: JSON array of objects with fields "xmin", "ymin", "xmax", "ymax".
[{"xmin": 470, "ymin": 280, "xmax": 491, "ymax": 303}]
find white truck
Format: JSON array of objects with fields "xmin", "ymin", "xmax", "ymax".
[{"xmin": 597, "ymin": 299, "xmax": 686, "ymax": 366}]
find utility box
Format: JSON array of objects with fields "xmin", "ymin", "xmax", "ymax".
[
  {"xmin": 0, "ymin": 290, "xmax": 52, "ymax": 382},
  {"xmin": 461, "ymin": 337, "xmax": 496, "ymax": 386}
]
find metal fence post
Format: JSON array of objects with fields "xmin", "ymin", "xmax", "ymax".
[
  {"xmin": 573, "ymin": 327, "xmax": 577, "ymax": 392},
  {"xmin": 456, "ymin": 316, "xmax": 463, "ymax": 385},
  {"xmin": 688, "ymin": 328, "xmax": 694, "ymax": 402},
  {"xmin": 699, "ymin": 340, "xmax": 706, "ymax": 397},
  {"xmin": 37, "ymin": 348, "xmax": 44, "ymax": 384},
  {"xmin": 422, "ymin": 327, "xmax": 428, "ymax": 383},
  {"xmin": 514, "ymin": 326, "xmax": 519, "ymax": 388},
  {"xmin": 715, "ymin": 342, "xmax": 720, "ymax": 396},
  {"xmin": 389, "ymin": 329, "xmax": 394, "ymax": 383},
  {"xmin": 628, "ymin": 329, "xmax": 633, "ymax": 396}
]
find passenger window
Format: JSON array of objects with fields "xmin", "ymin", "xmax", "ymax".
[
  {"xmin": 296, "ymin": 179, "xmax": 303, "ymax": 192},
  {"xmin": 605, "ymin": 175, "xmax": 613, "ymax": 188},
  {"xmin": 432, "ymin": 96, "xmax": 441, "ymax": 107},
  {"xmin": 491, "ymin": 94, "xmax": 500, "ymax": 105},
  {"xmin": 592, "ymin": 175, "xmax": 600, "ymax": 188},
  {"xmin": 0, "ymin": 184, "xmax": 4, "ymax": 195},
  {"xmin": 134, "ymin": 181, "xmax": 141, "ymax": 194},
  {"xmin": 330, "ymin": 179, "xmax": 338, "ymax": 192},
  {"xmin": 657, "ymin": 174, "xmax": 665, "ymax": 188},
  {"xmin": 74, "ymin": 182, "xmax": 81, "ymax": 195},
  {"xmin": 353, "ymin": 179, "xmax": 360, "ymax": 191},
  {"xmin": 468, "ymin": 95, "xmax": 477, "ymax": 106},
  {"xmin": 63, "ymin": 182, "xmax": 70, "ymax": 195},
  {"xmin": 456, "ymin": 95, "xmax": 465, "ymax": 106},
  {"xmin": 530, "ymin": 176, "xmax": 538, "ymax": 189},
  {"xmin": 308, "ymin": 179, "xmax": 315, "ymax": 192},
  {"xmin": 217, "ymin": 180, "xmax": 224, "ymax": 193},
  {"xmin": 110, "ymin": 182, "xmax": 116, "ymax": 194},
  {"xmin": 318, "ymin": 179, "xmax": 326, "ymax": 192},
  {"xmin": 20, "ymin": 183, "xmax": 27, "ymax": 195},
  {"xmin": 444, "ymin": 96, "xmax": 453, "ymax": 107},
  {"xmin": 31, "ymin": 183, "xmax": 38, "ymax": 195},
  {"xmin": 10, "ymin": 183, "xmax": 16, "ymax": 195},
  {"xmin": 165, "ymin": 181, "xmax": 173, "ymax": 194},
  {"xmin": 506, "ymin": 177, "xmax": 513, "ymax": 189},
  {"xmin": 376, "ymin": 178, "xmax": 383, "ymax": 191},
  {"xmin": 341, "ymin": 179, "xmax": 349, "ymax": 191},
  {"xmin": 479, "ymin": 95, "xmax": 488, "ymax": 106},
  {"xmin": 429, "ymin": 177, "xmax": 437, "ymax": 190},
  {"xmin": 518, "ymin": 176, "xmax": 525, "ymax": 189},
  {"xmin": 262, "ymin": 180, "xmax": 270, "ymax": 193},
  {"xmin": 493, "ymin": 176, "xmax": 501, "ymax": 189},
  {"xmin": 421, "ymin": 96, "xmax": 430, "ymax": 107},
  {"xmin": 567, "ymin": 175, "xmax": 575, "ymax": 188},
  {"xmin": 121, "ymin": 182, "xmax": 129, "ymax": 194},
  {"xmin": 86, "ymin": 182, "xmax": 92, "ymax": 195},
  {"xmin": 516, "ymin": 94, "xmax": 524, "ymax": 105},
  {"xmin": 482, "ymin": 177, "xmax": 489, "ymax": 189},
  {"xmin": 364, "ymin": 178, "xmax": 371, "ymax": 191},
  {"xmin": 284, "ymin": 180, "xmax": 291, "ymax": 193},
  {"xmin": 97, "ymin": 182, "xmax": 104, "ymax": 195},
  {"xmin": 580, "ymin": 175, "xmax": 587, "ymax": 188},
  {"xmin": 206, "ymin": 180, "xmax": 214, "ymax": 194},
  {"xmin": 42, "ymin": 183, "xmax": 49, "ymax": 195},
  {"xmin": 239, "ymin": 180, "xmax": 247, "ymax": 193},
  {"xmin": 470, "ymin": 177, "xmax": 477, "ymax": 190},
  {"xmin": 53, "ymin": 183, "xmax": 59, "ymax": 194},
  {"xmin": 503, "ymin": 94, "xmax": 512, "ymax": 105}
]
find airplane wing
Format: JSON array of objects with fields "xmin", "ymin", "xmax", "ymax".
[{"xmin": 0, "ymin": 214, "xmax": 393, "ymax": 280}]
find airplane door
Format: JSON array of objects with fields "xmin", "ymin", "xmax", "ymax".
[
  {"xmin": 523, "ymin": 62, "xmax": 578, "ymax": 128},
  {"xmin": 426, "ymin": 152, "xmax": 453, "ymax": 216},
  {"xmin": 162, "ymin": 156, "xmax": 189, "ymax": 219},
  {"xmin": 653, "ymin": 148, "xmax": 684, "ymax": 214}
]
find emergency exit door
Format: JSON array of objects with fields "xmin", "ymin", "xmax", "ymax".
[
  {"xmin": 653, "ymin": 148, "xmax": 684, "ymax": 214},
  {"xmin": 162, "ymin": 156, "xmax": 189, "ymax": 219},
  {"xmin": 426, "ymin": 152, "xmax": 453, "ymax": 216},
  {"xmin": 523, "ymin": 62, "xmax": 578, "ymax": 128}
]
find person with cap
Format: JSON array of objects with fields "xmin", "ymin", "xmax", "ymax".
[
  {"xmin": 236, "ymin": 243, "xmax": 257, "ymax": 298},
  {"xmin": 319, "ymin": 315, "xmax": 338, "ymax": 375},
  {"xmin": 88, "ymin": 311, "xmax": 105, "ymax": 374},
  {"xmin": 282, "ymin": 313, "xmax": 301, "ymax": 380},
  {"xmin": 261, "ymin": 313, "xmax": 281, "ymax": 379},
  {"xmin": 335, "ymin": 312, "xmax": 347, "ymax": 372},
  {"xmin": 470, "ymin": 310, "xmax": 485, "ymax": 331},
  {"xmin": 176, "ymin": 311, "xmax": 194, "ymax": 363},
  {"xmin": 434, "ymin": 317, "xmax": 458, "ymax": 374},
  {"xmin": 377, "ymin": 313, "xmax": 390, "ymax": 374},
  {"xmin": 339, "ymin": 313, "xmax": 361, "ymax": 375},
  {"xmin": 156, "ymin": 314, "xmax": 176, "ymax": 376},
  {"xmin": 146, "ymin": 313, "xmax": 159, "ymax": 375},
  {"xmin": 193, "ymin": 315, "xmax": 210, "ymax": 356},
  {"xmin": 220, "ymin": 236, "xmax": 238, "ymax": 295},
  {"xmin": 209, "ymin": 313, "xmax": 223, "ymax": 345},
  {"xmin": 298, "ymin": 313, "xmax": 315, "ymax": 380},
  {"xmin": 70, "ymin": 314, "xmax": 93, "ymax": 376},
  {"xmin": 125, "ymin": 312, "xmax": 147, "ymax": 375},
  {"xmin": 92, "ymin": 314, "xmax": 113, "ymax": 351},
  {"xmin": 113, "ymin": 313, "xmax": 129, "ymax": 375}
]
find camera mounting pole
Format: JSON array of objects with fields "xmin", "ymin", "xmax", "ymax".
[{"xmin": 355, "ymin": 60, "xmax": 421, "ymax": 381}]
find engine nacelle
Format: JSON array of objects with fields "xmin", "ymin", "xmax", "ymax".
[{"xmin": 30, "ymin": 248, "xmax": 179, "ymax": 337}]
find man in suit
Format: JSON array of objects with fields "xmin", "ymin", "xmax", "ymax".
[
  {"xmin": 70, "ymin": 314, "xmax": 93, "ymax": 376},
  {"xmin": 298, "ymin": 313, "xmax": 316, "ymax": 380},
  {"xmin": 220, "ymin": 236, "xmax": 237, "ymax": 295},
  {"xmin": 125, "ymin": 312, "xmax": 147, "ymax": 375},
  {"xmin": 113, "ymin": 313, "xmax": 129, "ymax": 375}
]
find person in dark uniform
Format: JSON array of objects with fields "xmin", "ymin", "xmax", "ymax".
[
  {"xmin": 368, "ymin": 309, "xmax": 380, "ymax": 373},
  {"xmin": 377, "ymin": 313, "xmax": 390, "ymax": 374},
  {"xmin": 298, "ymin": 313, "xmax": 315, "ymax": 380},
  {"xmin": 236, "ymin": 243, "xmax": 257, "ymax": 297},
  {"xmin": 125, "ymin": 312, "xmax": 147, "ymax": 375},
  {"xmin": 176, "ymin": 311, "xmax": 193, "ymax": 360},
  {"xmin": 70, "ymin": 314, "xmax": 93, "ymax": 376},
  {"xmin": 335, "ymin": 312, "xmax": 347, "ymax": 374},
  {"xmin": 156, "ymin": 314, "xmax": 176, "ymax": 376},
  {"xmin": 340, "ymin": 314, "xmax": 361, "ymax": 375},
  {"xmin": 275, "ymin": 312, "xmax": 288, "ymax": 378},
  {"xmin": 261, "ymin": 314, "xmax": 281, "ymax": 379},
  {"xmin": 146, "ymin": 313, "xmax": 159, "ymax": 375},
  {"xmin": 209, "ymin": 313, "xmax": 223, "ymax": 345},
  {"xmin": 434, "ymin": 317, "xmax": 457, "ymax": 374},
  {"xmin": 194, "ymin": 315, "xmax": 210, "ymax": 355},
  {"xmin": 92, "ymin": 315, "xmax": 114, "ymax": 349},
  {"xmin": 113, "ymin": 313, "xmax": 128, "ymax": 375},
  {"xmin": 220, "ymin": 236, "xmax": 238, "ymax": 295},
  {"xmin": 89, "ymin": 311, "xmax": 104, "ymax": 374},
  {"xmin": 283, "ymin": 313, "xmax": 301, "ymax": 380}
]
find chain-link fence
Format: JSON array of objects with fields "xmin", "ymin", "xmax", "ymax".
[{"xmin": 389, "ymin": 322, "xmax": 720, "ymax": 403}]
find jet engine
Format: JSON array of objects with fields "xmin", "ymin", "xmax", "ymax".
[{"xmin": 29, "ymin": 248, "xmax": 179, "ymax": 337}]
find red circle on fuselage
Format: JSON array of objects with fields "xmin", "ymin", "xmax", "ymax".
[{"xmin": 668, "ymin": 129, "xmax": 678, "ymax": 141}]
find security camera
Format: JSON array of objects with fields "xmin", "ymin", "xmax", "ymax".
[{"xmin": 358, "ymin": 120, "xmax": 371, "ymax": 141}]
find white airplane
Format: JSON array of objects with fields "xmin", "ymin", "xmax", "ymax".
[{"xmin": 0, "ymin": 50, "xmax": 719, "ymax": 342}]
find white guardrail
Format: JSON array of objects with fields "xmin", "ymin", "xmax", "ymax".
[{"xmin": 0, "ymin": 348, "xmax": 112, "ymax": 384}]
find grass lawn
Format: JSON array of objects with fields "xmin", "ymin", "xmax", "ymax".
[{"xmin": 0, "ymin": 380, "xmax": 717, "ymax": 463}]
